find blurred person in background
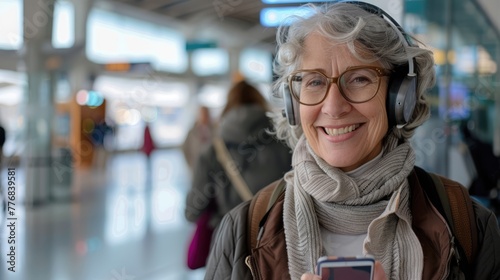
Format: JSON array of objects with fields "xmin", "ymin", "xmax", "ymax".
[
  {"xmin": 184, "ymin": 79, "xmax": 292, "ymax": 235},
  {"xmin": 0, "ymin": 123, "xmax": 5, "ymax": 163},
  {"xmin": 141, "ymin": 122, "xmax": 156, "ymax": 184},
  {"xmin": 91, "ymin": 120, "xmax": 114, "ymax": 169},
  {"xmin": 141, "ymin": 123, "xmax": 156, "ymax": 158},
  {"xmin": 460, "ymin": 120, "xmax": 500, "ymax": 215},
  {"xmin": 0, "ymin": 123, "xmax": 4, "ymax": 212},
  {"xmin": 182, "ymin": 105, "xmax": 214, "ymax": 173}
]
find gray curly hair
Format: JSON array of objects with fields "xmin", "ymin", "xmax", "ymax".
[{"xmin": 269, "ymin": 2, "xmax": 436, "ymax": 149}]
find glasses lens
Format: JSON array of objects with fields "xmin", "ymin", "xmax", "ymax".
[
  {"xmin": 290, "ymin": 71, "xmax": 328, "ymax": 105},
  {"xmin": 339, "ymin": 68, "xmax": 381, "ymax": 102}
]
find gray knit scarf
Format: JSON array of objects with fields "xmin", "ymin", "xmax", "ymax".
[{"xmin": 283, "ymin": 134, "xmax": 423, "ymax": 280}]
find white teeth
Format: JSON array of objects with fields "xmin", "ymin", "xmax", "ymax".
[{"xmin": 324, "ymin": 124, "xmax": 359, "ymax": 136}]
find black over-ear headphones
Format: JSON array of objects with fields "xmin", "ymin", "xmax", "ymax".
[
  {"xmin": 283, "ymin": 83, "xmax": 300, "ymax": 126},
  {"xmin": 282, "ymin": 1, "xmax": 417, "ymax": 128}
]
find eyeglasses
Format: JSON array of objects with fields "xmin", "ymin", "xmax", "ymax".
[{"xmin": 287, "ymin": 66, "xmax": 392, "ymax": 106}]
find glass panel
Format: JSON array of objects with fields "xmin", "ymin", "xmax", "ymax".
[
  {"xmin": 93, "ymin": 75, "xmax": 191, "ymax": 150},
  {"xmin": 239, "ymin": 48, "xmax": 272, "ymax": 83},
  {"xmin": 191, "ymin": 48, "xmax": 229, "ymax": 76},
  {"xmin": 0, "ymin": 0, "xmax": 22, "ymax": 49},
  {"xmin": 53, "ymin": 1, "xmax": 75, "ymax": 48},
  {"xmin": 86, "ymin": 9, "xmax": 188, "ymax": 73}
]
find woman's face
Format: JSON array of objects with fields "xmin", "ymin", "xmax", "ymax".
[{"xmin": 299, "ymin": 34, "xmax": 389, "ymax": 172}]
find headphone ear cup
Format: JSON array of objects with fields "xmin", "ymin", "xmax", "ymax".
[
  {"xmin": 283, "ymin": 85, "xmax": 300, "ymax": 126},
  {"xmin": 387, "ymin": 72, "xmax": 417, "ymax": 128}
]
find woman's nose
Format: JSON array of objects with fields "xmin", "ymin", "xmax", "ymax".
[{"xmin": 320, "ymin": 84, "xmax": 352, "ymax": 118}]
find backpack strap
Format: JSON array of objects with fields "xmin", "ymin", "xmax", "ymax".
[
  {"xmin": 433, "ymin": 174, "xmax": 478, "ymax": 265},
  {"xmin": 414, "ymin": 166, "xmax": 478, "ymax": 275},
  {"xmin": 247, "ymin": 178, "xmax": 286, "ymax": 250}
]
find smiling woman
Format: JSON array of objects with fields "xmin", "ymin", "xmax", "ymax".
[
  {"xmin": 293, "ymin": 38, "xmax": 391, "ymax": 171},
  {"xmin": 203, "ymin": 2, "xmax": 500, "ymax": 280}
]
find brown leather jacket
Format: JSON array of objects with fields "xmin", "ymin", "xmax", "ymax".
[{"xmin": 205, "ymin": 172, "xmax": 500, "ymax": 280}]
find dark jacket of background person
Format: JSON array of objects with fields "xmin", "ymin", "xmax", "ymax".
[
  {"xmin": 0, "ymin": 125, "xmax": 5, "ymax": 160},
  {"xmin": 0, "ymin": 125, "xmax": 5, "ymax": 211},
  {"xmin": 460, "ymin": 121, "xmax": 500, "ymax": 197},
  {"xmin": 184, "ymin": 81, "xmax": 292, "ymax": 228}
]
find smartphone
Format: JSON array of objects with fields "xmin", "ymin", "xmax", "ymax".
[{"xmin": 316, "ymin": 255, "xmax": 375, "ymax": 280}]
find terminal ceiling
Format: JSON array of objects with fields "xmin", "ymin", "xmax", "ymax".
[
  {"xmin": 101, "ymin": 0, "xmax": 279, "ymax": 50},
  {"xmin": 103, "ymin": 0, "xmax": 500, "ymax": 51}
]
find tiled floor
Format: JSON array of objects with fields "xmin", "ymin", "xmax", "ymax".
[{"xmin": 0, "ymin": 149, "xmax": 206, "ymax": 280}]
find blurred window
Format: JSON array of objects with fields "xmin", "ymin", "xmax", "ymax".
[
  {"xmin": 0, "ymin": 0, "xmax": 22, "ymax": 49},
  {"xmin": 197, "ymin": 84, "xmax": 228, "ymax": 109},
  {"xmin": 239, "ymin": 48, "xmax": 272, "ymax": 83},
  {"xmin": 94, "ymin": 75, "xmax": 191, "ymax": 150},
  {"xmin": 0, "ymin": 0, "xmax": 75, "ymax": 49},
  {"xmin": 86, "ymin": 9, "xmax": 188, "ymax": 73},
  {"xmin": 53, "ymin": 1, "xmax": 75, "ymax": 48},
  {"xmin": 260, "ymin": 7, "xmax": 314, "ymax": 27},
  {"xmin": 191, "ymin": 48, "xmax": 229, "ymax": 76}
]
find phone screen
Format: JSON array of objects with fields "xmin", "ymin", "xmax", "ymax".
[
  {"xmin": 317, "ymin": 256, "xmax": 374, "ymax": 280},
  {"xmin": 320, "ymin": 265, "xmax": 372, "ymax": 280}
]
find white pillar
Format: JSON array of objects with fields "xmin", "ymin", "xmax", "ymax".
[{"xmin": 21, "ymin": 0, "xmax": 56, "ymax": 206}]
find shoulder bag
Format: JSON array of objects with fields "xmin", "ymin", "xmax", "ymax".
[{"xmin": 186, "ymin": 136, "xmax": 253, "ymax": 269}]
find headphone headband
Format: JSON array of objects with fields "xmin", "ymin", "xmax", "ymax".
[{"xmin": 344, "ymin": 1, "xmax": 415, "ymax": 75}]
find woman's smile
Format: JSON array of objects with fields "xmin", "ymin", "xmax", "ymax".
[{"xmin": 323, "ymin": 124, "xmax": 361, "ymax": 136}]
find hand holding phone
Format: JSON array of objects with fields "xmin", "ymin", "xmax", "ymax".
[{"xmin": 316, "ymin": 256, "xmax": 375, "ymax": 280}]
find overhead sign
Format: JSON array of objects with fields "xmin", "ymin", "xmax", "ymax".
[
  {"xmin": 102, "ymin": 62, "xmax": 152, "ymax": 72},
  {"xmin": 185, "ymin": 41, "xmax": 217, "ymax": 51}
]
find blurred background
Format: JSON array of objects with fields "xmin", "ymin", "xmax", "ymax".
[{"xmin": 0, "ymin": 0, "xmax": 499, "ymax": 279}]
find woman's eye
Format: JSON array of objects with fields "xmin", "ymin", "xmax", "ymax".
[
  {"xmin": 303, "ymin": 74, "xmax": 326, "ymax": 88},
  {"xmin": 306, "ymin": 78, "xmax": 325, "ymax": 87},
  {"xmin": 351, "ymin": 75, "xmax": 370, "ymax": 84},
  {"xmin": 344, "ymin": 70, "xmax": 378, "ymax": 87}
]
